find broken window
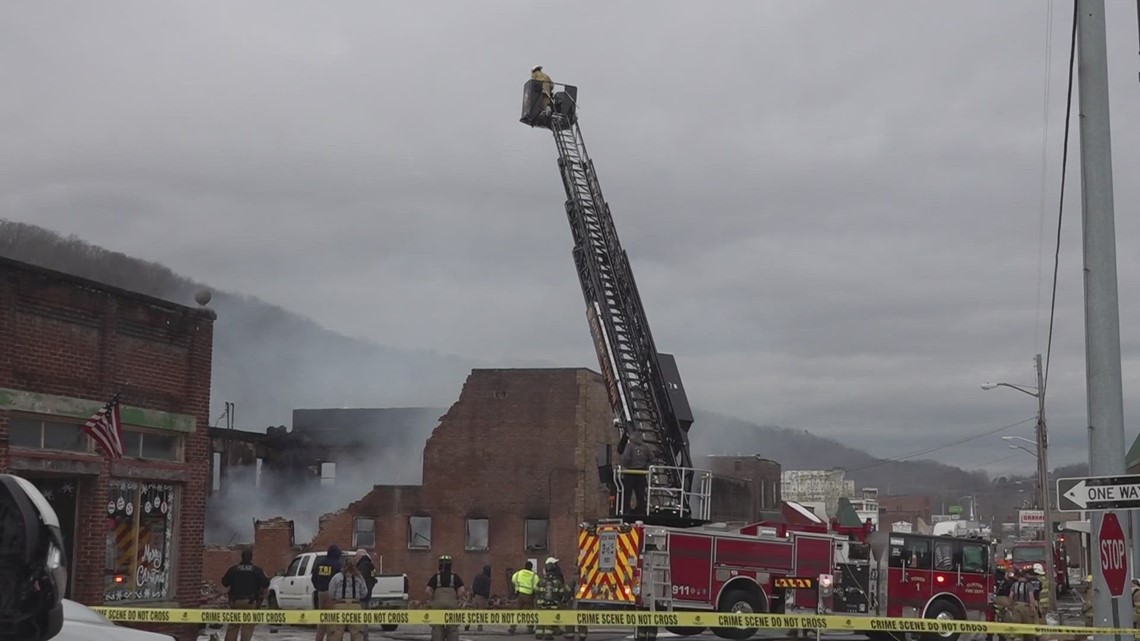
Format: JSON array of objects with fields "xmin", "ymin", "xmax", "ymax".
[
  {"xmin": 466, "ymin": 519, "xmax": 489, "ymax": 551},
  {"xmin": 525, "ymin": 519, "xmax": 548, "ymax": 551},
  {"xmin": 354, "ymin": 517, "xmax": 376, "ymax": 548},
  {"xmin": 320, "ymin": 462, "xmax": 336, "ymax": 486},
  {"xmin": 408, "ymin": 516, "xmax": 431, "ymax": 549},
  {"xmin": 104, "ymin": 480, "xmax": 176, "ymax": 602}
]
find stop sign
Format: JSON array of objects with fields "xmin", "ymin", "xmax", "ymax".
[{"xmin": 1099, "ymin": 512, "xmax": 1128, "ymax": 597}]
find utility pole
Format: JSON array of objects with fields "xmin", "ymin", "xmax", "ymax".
[
  {"xmin": 1034, "ymin": 353, "xmax": 1057, "ymax": 619},
  {"xmin": 1077, "ymin": 2, "xmax": 1132, "ymax": 639}
]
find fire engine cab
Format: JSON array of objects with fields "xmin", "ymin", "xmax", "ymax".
[{"xmin": 522, "ymin": 80, "xmax": 995, "ymax": 641}]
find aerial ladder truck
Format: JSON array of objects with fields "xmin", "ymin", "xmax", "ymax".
[{"xmin": 520, "ymin": 79, "xmax": 712, "ymax": 529}]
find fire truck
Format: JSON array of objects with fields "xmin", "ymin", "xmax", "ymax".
[{"xmin": 520, "ymin": 80, "xmax": 995, "ymax": 640}]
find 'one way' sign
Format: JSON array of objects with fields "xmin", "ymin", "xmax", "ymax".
[{"xmin": 1057, "ymin": 474, "xmax": 1140, "ymax": 512}]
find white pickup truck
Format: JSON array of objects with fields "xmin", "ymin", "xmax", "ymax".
[{"xmin": 267, "ymin": 551, "xmax": 409, "ymax": 631}]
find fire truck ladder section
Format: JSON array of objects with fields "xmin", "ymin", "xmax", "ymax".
[{"xmin": 521, "ymin": 79, "xmax": 711, "ymax": 527}]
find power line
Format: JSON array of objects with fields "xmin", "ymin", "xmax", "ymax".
[
  {"xmin": 848, "ymin": 416, "xmax": 1037, "ymax": 473},
  {"xmin": 1042, "ymin": 1, "xmax": 1079, "ymax": 395}
]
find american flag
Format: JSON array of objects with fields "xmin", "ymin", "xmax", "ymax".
[{"xmin": 83, "ymin": 395, "xmax": 125, "ymax": 459}]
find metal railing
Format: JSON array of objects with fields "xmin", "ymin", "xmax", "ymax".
[{"xmin": 613, "ymin": 465, "xmax": 712, "ymax": 522}]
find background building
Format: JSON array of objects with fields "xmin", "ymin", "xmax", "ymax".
[
  {"xmin": 0, "ymin": 256, "xmax": 214, "ymax": 641},
  {"xmin": 781, "ymin": 468, "xmax": 856, "ymax": 520}
]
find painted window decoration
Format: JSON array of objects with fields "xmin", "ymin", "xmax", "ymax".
[{"xmin": 104, "ymin": 479, "xmax": 176, "ymax": 602}]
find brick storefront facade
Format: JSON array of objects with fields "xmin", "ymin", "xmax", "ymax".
[{"xmin": 0, "ymin": 256, "xmax": 214, "ymax": 641}]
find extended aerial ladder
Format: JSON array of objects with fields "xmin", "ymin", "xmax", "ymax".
[{"xmin": 520, "ymin": 79, "xmax": 712, "ymax": 527}]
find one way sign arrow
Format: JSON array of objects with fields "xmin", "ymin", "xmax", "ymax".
[{"xmin": 1056, "ymin": 474, "xmax": 1140, "ymax": 512}]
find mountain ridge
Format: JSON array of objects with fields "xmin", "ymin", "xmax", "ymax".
[{"xmin": 1, "ymin": 219, "xmax": 996, "ymax": 504}]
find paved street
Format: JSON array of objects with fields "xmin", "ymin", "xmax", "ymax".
[
  {"xmin": 195, "ymin": 587, "xmax": 1090, "ymax": 641},
  {"xmin": 195, "ymin": 627, "xmax": 870, "ymax": 641}
]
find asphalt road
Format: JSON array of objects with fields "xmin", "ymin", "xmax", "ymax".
[
  {"xmin": 196, "ymin": 627, "xmax": 870, "ymax": 641},
  {"xmin": 195, "ymin": 587, "xmax": 1090, "ymax": 641}
]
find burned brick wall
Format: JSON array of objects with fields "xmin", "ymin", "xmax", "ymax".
[{"xmin": 308, "ymin": 368, "xmax": 618, "ymax": 598}]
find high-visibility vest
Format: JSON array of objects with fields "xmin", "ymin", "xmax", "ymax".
[{"xmin": 512, "ymin": 569, "xmax": 538, "ymax": 595}]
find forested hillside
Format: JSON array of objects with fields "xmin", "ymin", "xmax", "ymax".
[{"xmin": 2, "ymin": 220, "xmax": 1008, "ymax": 509}]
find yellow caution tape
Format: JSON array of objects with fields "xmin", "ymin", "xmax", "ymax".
[{"xmin": 88, "ymin": 607, "xmax": 1135, "ymax": 634}]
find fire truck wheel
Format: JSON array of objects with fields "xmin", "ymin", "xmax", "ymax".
[
  {"xmin": 664, "ymin": 627, "xmax": 706, "ymax": 636},
  {"xmin": 923, "ymin": 600, "xmax": 965, "ymax": 641},
  {"xmin": 712, "ymin": 589, "xmax": 762, "ymax": 640}
]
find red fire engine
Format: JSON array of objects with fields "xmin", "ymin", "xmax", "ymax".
[
  {"xmin": 573, "ymin": 503, "xmax": 995, "ymax": 641},
  {"xmin": 521, "ymin": 80, "xmax": 995, "ymax": 640}
]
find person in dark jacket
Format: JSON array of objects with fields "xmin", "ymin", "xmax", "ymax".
[
  {"xmin": 464, "ymin": 565, "xmax": 492, "ymax": 631},
  {"xmin": 312, "ymin": 545, "xmax": 343, "ymax": 641},
  {"xmin": 619, "ymin": 433, "xmax": 651, "ymax": 514},
  {"xmin": 355, "ymin": 550, "xmax": 377, "ymax": 641},
  {"xmin": 355, "ymin": 550, "xmax": 376, "ymax": 602},
  {"xmin": 221, "ymin": 548, "xmax": 270, "ymax": 641}
]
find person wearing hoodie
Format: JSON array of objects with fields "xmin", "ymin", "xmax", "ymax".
[
  {"xmin": 312, "ymin": 545, "xmax": 344, "ymax": 641},
  {"xmin": 465, "ymin": 565, "xmax": 492, "ymax": 632}
]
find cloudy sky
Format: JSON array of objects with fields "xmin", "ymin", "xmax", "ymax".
[{"xmin": 4, "ymin": 0, "xmax": 1140, "ymax": 475}]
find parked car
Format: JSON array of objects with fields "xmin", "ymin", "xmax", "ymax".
[
  {"xmin": 54, "ymin": 599, "xmax": 176, "ymax": 641},
  {"xmin": 267, "ymin": 551, "xmax": 409, "ymax": 631}
]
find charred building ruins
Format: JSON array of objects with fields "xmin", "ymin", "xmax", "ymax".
[{"xmin": 203, "ymin": 368, "xmax": 784, "ymax": 597}]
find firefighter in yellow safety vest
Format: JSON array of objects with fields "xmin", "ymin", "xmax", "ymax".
[{"xmin": 508, "ymin": 561, "xmax": 539, "ymax": 634}]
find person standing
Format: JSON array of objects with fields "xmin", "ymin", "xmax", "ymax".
[
  {"xmin": 327, "ymin": 556, "xmax": 369, "ymax": 641},
  {"xmin": 619, "ymin": 433, "xmax": 651, "ymax": 514},
  {"xmin": 427, "ymin": 554, "xmax": 467, "ymax": 641},
  {"xmin": 354, "ymin": 550, "xmax": 377, "ymax": 641},
  {"xmin": 312, "ymin": 545, "xmax": 344, "ymax": 641},
  {"xmin": 220, "ymin": 548, "xmax": 270, "ymax": 641},
  {"xmin": 465, "ymin": 565, "xmax": 492, "ymax": 632},
  {"xmin": 509, "ymin": 561, "xmax": 539, "ymax": 634}
]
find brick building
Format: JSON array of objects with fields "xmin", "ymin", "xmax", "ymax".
[
  {"xmin": 705, "ymin": 455, "xmax": 782, "ymax": 523},
  {"xmin": 877, "ymin": 494, "xmax": 933, "ymax": 531},
  {"xmin": 304, "ymin": 367, "xmax": 617, "ymax": 597},
  {"xmin": 0, "ymin": 256, "xmax": 214, "ymax": 641}
]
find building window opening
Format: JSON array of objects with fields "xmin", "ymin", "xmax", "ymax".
[
  {"xmin": 9, "ymin": 417, "xmax": 90, "ymax": 453},
  {"xmin": 104, "ymin": 479, "xmax": 176, "ymax": 602},
  {"xmin": 408, "ymin": 516, "xmax": 431, "ymax": 549},
  {"xmin": 211, "ymin": 452, "xmax": 221, "ymax": 492},
  {"xmin": 466, "ymin": 518, "xmax": 489, "ymax": 551},
  {"xmin": 120, "ymin": 429, "xmax": 182, "ymax": 461},
  {"xmin": 320, "ymin": 462, "xmax": 336, "ymax": 486},
  {"xmin": 525, "ymin": 519, "xmax": 548, "ymax": 551},
  {"xmin": 354, "ymin": 517, "xmax": 376, "ymax": 548}
]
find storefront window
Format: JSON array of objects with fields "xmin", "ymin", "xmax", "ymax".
[{"xmin": 104, "ymin": 479, "xmax": 176, "ymax": 602}]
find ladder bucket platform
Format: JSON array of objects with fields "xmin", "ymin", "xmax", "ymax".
[{"xmin": 520, "ymin": 80, "xmax": 578, "ymax": 129}]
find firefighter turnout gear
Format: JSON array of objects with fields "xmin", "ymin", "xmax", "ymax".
[
  {"xmin": 536, "ymin": 559, "xmax": 569, "ymax": 640},
  {"xmin": 429, "ymin": 555, "xmax": 465, "ymax": 641},
  {"xmin": 1131, "ymin": 579, "xmax": 1140, "ymax": 626},
  {"xmin": 1082, "ymin": 577, "xmax": 1094, "ymax": 627}
]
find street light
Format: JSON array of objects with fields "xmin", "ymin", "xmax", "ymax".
[
  {"xmin": 1002, "ymin": 435, "xmax": 1036, "ymax": 447},
  {"xmin": 1007, "ymin": 443, "xmax": 1037, "ymax": 458},
  {"xmin": 982, "ymin": 353, "xmax": 1055, "ymax": 615}
]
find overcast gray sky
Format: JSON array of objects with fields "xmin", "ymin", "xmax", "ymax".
[{"xmin": 4, "ymin": 0, "xmax": 1140, "ymax": 476}]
